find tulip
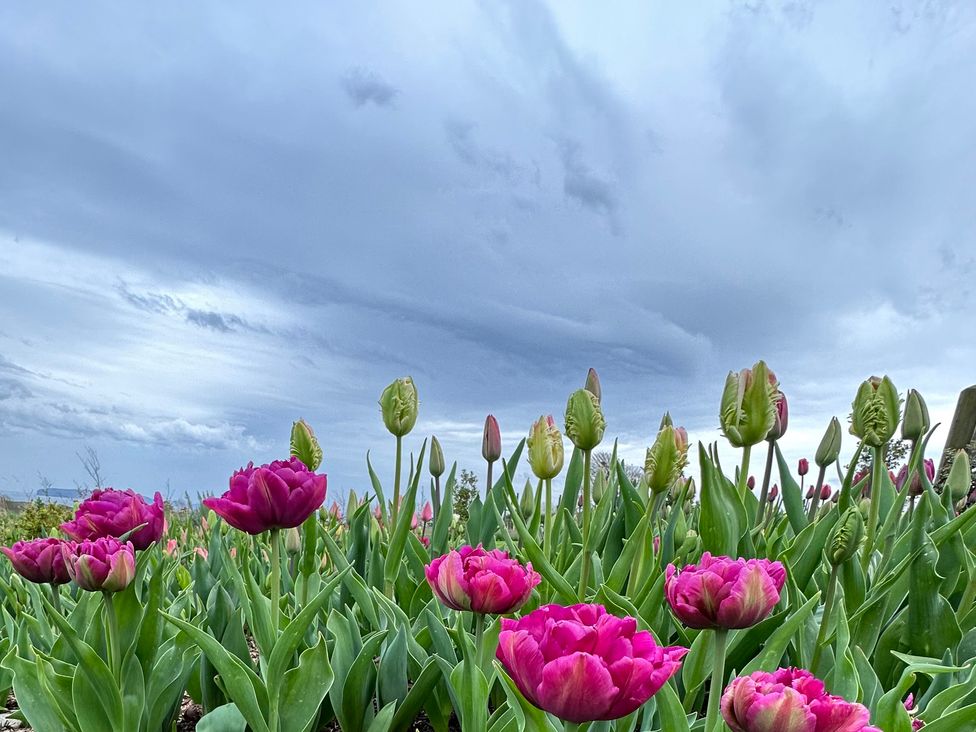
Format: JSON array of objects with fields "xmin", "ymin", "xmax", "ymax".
[
  {"xmin": 429, "ymin": 435, "xmax": 445, "ymax": 519},
  {"xmin": 527, "ymin": 415, "xmax": 564, "ymax": 481},
  {"xmin": 164, "ymin": 538, "xmax": 178, "ymax": 556},
  {"xmin": 329, "ymin": 500, "xmax": 343, "ymax": 519},
  {"xmin": 194, "ymin": 547, "xmax": 208, "ymax": 560},
  {"xmin": 379, "ymin": 376, "xmax": 418, "ymax": 438},
  {"xmin": 747, "ymin": 476, "xmax": 756, "ymax": 491},
  {"xmin": 902, "ymin": 389, "xmax": 930, "ymax": 443},
  {"xmin": 203, "ymin": 457, "xmax": 327, "ymax": 535},
  {"xmin": 2, "ymin": 537, "xmax": 72, "ymax": 585},
  {"xmin": 719, "ymin": 361, "xmax": 778, "ymax": 449},
  {"xmin": 806, "ymin": 486, "xmax": 815, "ymax": 500},
  {"xmin": 768, "ymin": 485, "xmax": 779, "ymax": 502},
  {"xmin": 284, "ymin": 527, "xmax": 302, "ymax": 556},
  {"xmin": 425, "ymin": 544, "xmax": 540, "ymax": 614},
  {"xmin": 496, "ymin": 604, "xmax": 687, "ymax": 723},
  {"xmin": 768, "ymin": 386, "xmax": 788, "ymax": 441},
  {"xmin": 61, "ymin": 488, "xmax": 166, "ymax": 551},
  {"xmin": 815, "ymin": 418, "xmax": 842, "ymax": 468},
  {"xmin": 798, "ymin": 458, "xmax": 809, "ymax": 476},
  {"xmin": 820, "ymin": 484, "xmax": 831, "ymax": 501},
  {"xmin": 947, "ymin": 449, "xmax": 972, "ymax": 503},
  {"xmin": 289, "ymin": 418, "xmax": 323, "ymax": 471},
  {"xmin": 564, "ymin": 388, "xmax": 606, "ymax": 452},
  {"xmin": 895, "ymin": 459, "xmax": 936, "ymax": 497},
  {"xmin": 63, "ymin": 537, "xmax": 136, "ymax": 593},
  {"xmin": 584, "ymin": 366, "xmax": 602, "ymax": 403},
  {"xmin": 482, "ymin": 414, "xmax": 501, "ymax": 464},
  {"xmin": 850, "ymin": 375, "xmax": 901, "ymax": 448},
  {"xmin": 721, "ymin": 667, "xmax": 881, "ymax": 732},
  {"xmin": 644, "ymin": 421, "xmax": 689, "ymax": 495},
  {"xmin": 419, "ymin": 500, "xmax": 433, "ymax": 523}
]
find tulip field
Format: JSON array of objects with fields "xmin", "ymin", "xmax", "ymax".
[{"xmin": 3, "ymin": 364, "xmax": 976, "ymax": 732}]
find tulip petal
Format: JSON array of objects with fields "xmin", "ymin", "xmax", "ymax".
[{"xmin": 538, "ymin": 652, "xmax": 617, "ymax": 723}]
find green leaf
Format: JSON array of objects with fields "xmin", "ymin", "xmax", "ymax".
[
  {"xmin": 196, "ymin": 703, "xmax": 248, "ymax": 732},
  {"xmin": 698, "ymin": 443, "xmax": 744, "ymax": 556},
  {"xmin": 384, "ymin": 441, "xmax": 427, "ymax": 588},
  {"xmin": 741, "ymin": 592, "xmax": 821, "ymax": 675},
  {"xmin": 278, "ymin": 635, "xmax": 334, "ymax": 732},
  {"xmin": 340, "ymin": 631, "xmax": 388, "ymax": 732},
  {"xmin": 494, "ymin": 660, "xmax": 559, "ymax": 732}
]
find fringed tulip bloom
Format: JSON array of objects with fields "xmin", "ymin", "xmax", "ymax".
[
  {"xmin": 425, "ymin": 544, "xmax": 540, "ymax": 614},
  {"xmin": 63, "ymin": 537, "xmax": 136, "ymax": 593},
  {"xmin": 2, "ymin": 538, "xmax": 72, "ymax": 585},
  {"xmin": 203, "ymin": 457, "xmax": 327, "ymax": 535},
  {"xmin": 665, "ymin": 553, "xmax": 786, "ymax": 629},
  {"xmin": 496, "ymin": 604, "xmax": 687, "ymax": 723},
  {"xmin": 721, "ymin": 667, "xmax": 881, "ymax": 732},
  {"xmin": 61, "ymin": 488, "xmax": 165, "ymax": 551}
]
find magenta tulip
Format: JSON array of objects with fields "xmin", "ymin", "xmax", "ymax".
[
  {"xmin": 483, "ymin": 415, "xmax": 501, "ymax": 463},
  {"xmin": 2, "ymin": 538, "xmax": 72, "ymax": 585},
  {"xmin": 61, "ymin": 488, "xmax": 165, "ymax": 551},
  {"xmin": 895, "ymin": 459, "xmax": 936, "ymax": 497},
  {"xmin": 420, "ymin": 500, "xmax": 434, "ymax": 523},
  {"xmin": 425, "ymin": 544, "xmax": 540, "ymax": 614},
  {"xmin": 768, "ymin": 485, "xmax": 779, "ymax": 502},
  {"xmin": 820, "ymin": 484, "xmax": 831, "ymax": 501},
  {"xmin": 665, "ymin": 553, "xmax": 786, "ymax": 629},
  {"xmin": 63, "ymin": 537, "xmax": 136, "ymax": 593},
  {"xmin": 203, "ymin": 457, "xmax": 327, "ymax": 535},
  {"xmin": 496, "ymin": 603, "xmax": 687, "ymax": 723},
  {"xmin": 798, "ymin": 458, "xmax": 809, "ymax": 476},
  {"xmin": 722, "ymin": 667, "xmax": 881, "ymax": 732}
]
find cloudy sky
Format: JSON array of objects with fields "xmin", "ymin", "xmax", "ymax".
[{"xmin": 1, "ymin": 1, "xmax": 974, "ymax": 505}]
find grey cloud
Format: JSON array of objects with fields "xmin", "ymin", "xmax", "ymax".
[
  {"xmin": 445, "ymin": 120, "xmax": 524, "ymax": 182},
  {"xmin": 341, "ymin": 67, "xmax": 399, "ymax": 108},
  {"xmin": 558, "ymin": 141, "xmax": 618, "ymax": 229}
]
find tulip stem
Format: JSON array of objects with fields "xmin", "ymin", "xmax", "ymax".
[
  {"xmin": 50, "ymin": 583, "xmax": 62, "ymax": 616},
  {"xmin": 579, "ymin": 449, "xmax": 592, "ymax": 600},
  {"xmin": 737, "ymin": 445, "xmax": 752, "ymax": 499},
  {"xmin": 472, "ymin": 612, "xmax": 486, "ymax": 670},
  {"xmin": 807, "ymin": 465, "xmax": 828, "ymax": 522},
  {"xmin": 705, "ymin": 628, "xmax": 728, "ymax": 732},
  {"xmin": 103, "ymin": 591, "xmax": 121, "ymax": 682},
  {"xmin": 270, "ymin": 528, "xmax": 282, "ymax": 638},
  {"xmin": 433, "ymin": 474, "xmax": 442, "ymax": 522},
  {"xmin": 811, "ymin": 563, "xmax": 840, "ymax": 675},
  {"xmin": 544, "ymin": 477, "xmax": 553, "ymax": 561},
  {"xmin": 756, "ymin": 441, "xmax": 775, "ymax": 523},
  {"xmin": 860, "ymin": 446, "xmax": 884, "ymax": 576},
  {"xmin": 392, "ymin": 435, "xmax": 403, "ymax": 528}
]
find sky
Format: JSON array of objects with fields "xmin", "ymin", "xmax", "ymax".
[{"xmin": 1, "ymin": 1, "xmax": 974, "ymax": 506}]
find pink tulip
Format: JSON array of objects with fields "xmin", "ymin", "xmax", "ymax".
[
  {"xmin": 665, "ymin": 553, "xmax": 786, "ymax": 629},
  {"xmin": 806, "ymin": 486, "xmax": 815, "ymax": 500},
  {"xmin": 769, "ymin": 389, "xmax": 788, "ymax": 440},
  {"xmin": 747, "ymin": 476, "xmax": 756, "ymax": 491},
  {"xmin": 2, "ymin": 538, "xmax": 72, "ymax": 585},
  {"xmin": 329, "ymin": 501, "xmax": 343, "ymax": 519},
  {"xmin": 721, "ymin": 667, "xmax": 881, "ymax": 732},
  {"xmin": 798, "ymin": 458, "xmax": 809, "ymax": 477},
  {"xmin": 496, "ymin": 603, "xmax": 687, "ymax": 723},
  {"xmin": 425, "ymin": 544, "xmax": 540, "ymax": 614},
  {"xmin": 62, "ymin": 537, "xmax": 136, "ymax": 593},
  {"xmin": 820, "ymin": 484, "xmax": 831, "ymax": 501},
  {"xmin": 373, "ymin": 505, "xmax": 383, "ymax": 521},
  {"xmin": 203, "ymin": 457, "xmax": 327, "ymax": 535},
  {"xmin": 419, "ymin": 536, "xmax": 430, "ymax": 548},
  {"xmin": 61, "ymin": 488, "xmax": 166, "ymax": 551},
  {"xmin": 895, "ymin": 459, "xmax": 936, "ymax": 497},
  {"xmin": 194, "ymin": 547, "xmax": 208, "ymax": 560},
  {"xmin": 768, "ymin": 485, "xmax": 779, "ymax": 502},
  {"xmin": 483, "ymin": 415, "xmax": 501, "ymax": 463},
  {"xmin": 164, "ymin": 539, "xmax": 178, "ymax": 556},
  {"xmin": 411, "ymin": 513, "xmax": 419, "ymax": 530},
  {"xmin": 420, "ymin": 501, "xmax": 433, "ymax": 523}
]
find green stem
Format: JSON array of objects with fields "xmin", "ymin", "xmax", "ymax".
[
  {"xmin": 103, "ymin": 592, "xmax": 121, "ymax": 682},
  {"xmin": 705, "ymin": 628, "xmax": 728, "ymax": 732},
  {"xmin": 544, "ymin": 477, "xmax": 553, "ymax": 561},
  {"xmin": 50, "ymin": 583, "xmax": 62, "ymax": 617},
  {"xmin": 737, "ymin": 444, "xmax": 752, "ymax": 499},
  {"xmin": 392, "ymin": 435, "xmax": 403, "ymax": 528},
  {"xmin": 270, "ymin": 528, "xmax": 282, "ymax": 638},
  {"xmin": 861, "ymin": 445, "xmax": 885, "ymax": 576},
  {"xmin": 579, "ymin": 449, "xmax": 592, "ymax": 599},
  {"xmin": 433, "ymin": 474, "xmax": 442, "ymax": 522},
  {"xmin": 807, "ymin": 465, "xmax": 828, "ymax": 521},
  {"xmin": 756, "ymin": 441, "xmax": 775, "ymax": 523},
  {"xmin": 811, "ymin": 564, "xmax": 840, "ymax": 675},
  {"xmin": 473, "ymin": 612, "xmax": 486, "ymax": 671}
]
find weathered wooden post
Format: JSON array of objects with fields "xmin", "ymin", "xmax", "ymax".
[{"xmin": 936, "ymin": 385, "xmax": 976, "ymax": 490}]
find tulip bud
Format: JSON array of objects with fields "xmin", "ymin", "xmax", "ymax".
[
  {"xmin": 806, "ymin": 485, "xmax": 815, "ymax": 500},
  {"xmin": 429, "ymin": 435, "xmax": 445, "ymax": 478},
  {"xmin": 719, "ymin": 361, "xmax": 778, "ymax": 448},
  {"xmin": 345, "ymin": 491, "xmax": 359, "ymax": 519},
  {"xmin": 850, "ymin": 375, "xmax": 901, "ymax": 448},
  {"xmin": 592, "ymin": 470, "xmax": 608, "ymax": 503},
  {"xmin": 584, "ymin": 367, "xmax": 602, "ymax": 403},
  {"xmin": 901, "ymin": 389, "xmax": 930, "ymax": 443},
  {"xmin": 284, "ymin": 527, "xmax": 302, "ymax": 556},
  {"xmin": 482, "ymin": 415, "xmax": 501, "ymax": 463},
  {"xmin": 379, "ymin": 377, "xmax": 418, "ymax": 437},
  {"xmin": 826, "ymin": 506, "xmax": 864, "ymax": 566},
  {"xmin": 520, "ymin": 480, "xmax": 535, "ymax": 520},
  {"xmin": 564, "ymin": 389, "xmax": 606, "ymax": 451},
  {"xmin": 798, "ymin": 458, "xmax": 809, "ymax": 476},
  {"xmin": 527, "ymin": 415, "xmax": 565, "ymax": 480},
  {"xmin": 643, "ymin": 422, "xmax": 689, "ymax": 495},
  {"xmin": 747, "ymin": 476, "xmax": 756, "ymax": 491},
  {"xmin": 815, "ymin": 417, "xmax": 843, "ymax": 468},
  {"xmin": 768, "ymin": 484, "xmax": 778, "ymax": 502},
  {"xmin": 767, "ymin": 387, "xmax": 788, "ymax": 441},
  {"xmin": 947, "ymin": 449, "xmax": 972, "ymax": 502},
  {"xmin": 290, "ymin": 418, "xmax": 323, "ymax": 471},
  {"xmin": 831, "ymin": 490, "xmax": 840, "ymax": 502},
  {"xmin": 420, "ymin": 500, "xmax": 433, "ymax": 523},
  {"xmin": 176, "ymin": 564, "xmax": 192, "ymax": 590},
  {"xmin": 820, "ymin": 484, "xmax": 832, "ymax": 501}
]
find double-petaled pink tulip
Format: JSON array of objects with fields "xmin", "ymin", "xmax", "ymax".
[
  {"xmin": 425, "ymin": 544, "xmax": 540, "ymax": 614},
  {"xmin": 2, "ymin": 538, "xmax": 72, "ymax": 585},
  {"xmin": 665, "ymin": 553, "xmax": 786, "ymax": 629},
  {"xmin": 496, "ymin": 603, "xmax": 687, "ymax": 723},
  {"xmin": 721, "ymin": 667, "xmax": 881, "ymax": 732},
  {"xmin": 61, "ymin": 488, "xmax": 166, "ymax": 551},
  {"xmin": 203, "ymin": 457, "xmax": 327, "ymax": 535},
  {"xmin": 63, "ymin": 537, "xmax": 136, "ymax": 593}
]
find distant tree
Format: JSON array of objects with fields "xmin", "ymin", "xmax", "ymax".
[
  {"xmin": 74, "ymin": 445, "xmax": 104, "ymax": 493},
  {"xmin": 853, "ymin": 439, "xmax": 910, "ymax": 475},
  {"xmin": 591, "ymin": 450, "xmax": 643, "ymax": 486},
  {"xmin": 453, "ymin": 469, "xmax": 478, "ymax": 524}
]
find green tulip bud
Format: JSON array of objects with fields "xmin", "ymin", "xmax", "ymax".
[
  {"xmin": 290, "ymin": 418, "xmax": 323, "ymax": 470},
  {"xmin": 346, "ymin": 490, "xmax": 359, "ymax": 519},
  {"xmin": 379, "ymin": 377, "xmax": 418, "ymax": 437},
  {"xmin": 815, "ymin": 417, "xmax": 843, "ymax": 468},
  {"xmin": 643, "ymin": 421, "xmax": 689, "ymax": 495},
  {"xmin": 527, "ymin": 415, "xmax": 565, "ymax": 480},
  {"xmin": 826, "ymin": 506, "xmax": 864, "ymax": 566},
  {"xmin": 902, "ymin": 389, "xmax": 930, "ymax": 443},
  {"xmin": 719, "ymin": 360, "xmax": 778, "ymax": 448},
  {"xmin": 520, "ymin": 479, "xmax": 535, "ymax": 520},
  {"xmin": 592, "ymin": 470, "xmax": 608, "ymax": 503},
  {"xmin": 176, "ymin": 564, "xmax": 192, "ymax": 591},
  {"xmin": 564, "ymin": 388, "xmax": 606, "ymax": 451},
  {"xmin": 584, "ymin": 367, "xmax": 602, "ymax": 403},
  {"xmin": 849, "ymin": 375, "xmax": 901, "ymax": 448},
  {"xmin": 947, "ymin": 449, "xmax": 972, "ymax": 502},
  {"xmin": 429, "ymin": 435, "xmax": 445, "ymax": 478},
  {"xmin": 285, "ymin": 527, "xmax": 302, "ymax": 556}
]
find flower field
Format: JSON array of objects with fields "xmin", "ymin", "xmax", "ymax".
[{"xmin": 1, "ymin": 364, "xmax": 974, "ymax": 731}]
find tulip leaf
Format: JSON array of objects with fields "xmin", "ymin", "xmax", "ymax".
[
  {"xmin": 741, "ymin": 591, "xmax": 820, "ymax": 675},
  {"xmin": 3, "ymin": 651, "xmax": 72, "ymax": 732},
  {"xmin": 698, "ymin": 443, "xmax": 744, "ymax": 557},
  {"xmin": 196, "ymin": 703, "xmax": 248, "ymax": 732},
  {"xmin": 384, "ymin": 441, "xmax": 427, "ymax": 589},
  {"xmin": 431, "ymin": 462, "xmax": 457, "ymax": 556},
  {"xmin": 278, "ymin": 635, "xmax": 334, "ymax": 732},
  {"xmin": 920, "ymin": 704, "xmax": 976, "ymax": 732},
  {"xmin": 773, "ymin": 443, "xmax": 810, "ymax": 533},
  {"xmin": 340, "ymin": 631, "xmax": 388, "ymax": 732},
  {"xmin": 390, "ymin": 658, "xmax": 442, "ymax": 732}
]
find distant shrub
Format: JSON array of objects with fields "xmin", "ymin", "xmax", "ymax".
[{"xmin": 0, "ymin": 498, "xmax": 73, "ymax": 545}]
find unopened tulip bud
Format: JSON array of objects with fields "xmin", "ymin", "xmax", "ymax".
[
  {"xmin": 816, "ymin": 417, "xmax": 843, "ymax": 468},
  {"xmin": 420, "ymin": 500, "xmax": 433, "ymax": 523},
  {"xmin": 379, "ymin": 377, "xmax": 418, "ymax": 437},
  {"xmin": 798, "ymin": 458, "xmax": 809, "ymax": 476},
  {"xmin": 527, "ymin": 415, "xmax": 564, "ymax": 480},
  {"xmin": 564, "ymin": 389, "xmax": 606, "ymax": 451},
  {"xmin": 290, "ymin": 418, "xmax": 323, "ymax": 471},
  {"xmin": 520, "ymin": 480, "xmax": 535, "ymax": 520},
  {"xmin": 429, "ymin": 436, "xmax": 445, "ymax": 478},
  {"xmin": 768, "ymin": 484, "xmax": 778, "ymax": 502},
  {"xmin": 767, "ymin": 386, "xmax": 788, "ymax": 441},
  {"xmin": 285, "ymin": 527, "xmax": 301, "ymax": 556},
  {"xmin": 719, "ymin": 361, "xmax": 778, "ymax": 448},
  {"xmin": 345, "ymin": 492, "xmax": 358, "ymax": 519},
  {"xmin": 902, "ymin": 389, "xmax": 930, "ymax": 443},
  {"xmin": 831, "ymin": 490, "xmax": 839, "ymax": 503},
  {"xmin": 850, "ymin": 375, "xmax": 901, "ymax": 448},
  {"xmin": 584, "ymin": 367, "xmax": 602, "ymax": 403},
  {"xmin": 827, "ymin": 506, "xmax": 864, "ymax": 566},
  {"xmin": 747, "ymin": 476, "xmax": 756, "ymax": 491},
  {"xmin": 820, "ymin": 484, "xmax": 831, "ymax": 501},
  {"xmin": 482, "ymin": 415, "xmax": 501, "ymax": 463},
  {"xmin": 947, "ymin": 449, "xmax": 972, "ymax": 502},
  {"xmin": 592, "ymin": 470, "xmax": 608, "ymax": 503},
  {"xmin": 806, "ymin": 486, "xmax": 815, "ymax": 500},
  {"xmin": 643, "ymin": 421, "xmax": 689, "ymax": 495}
]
